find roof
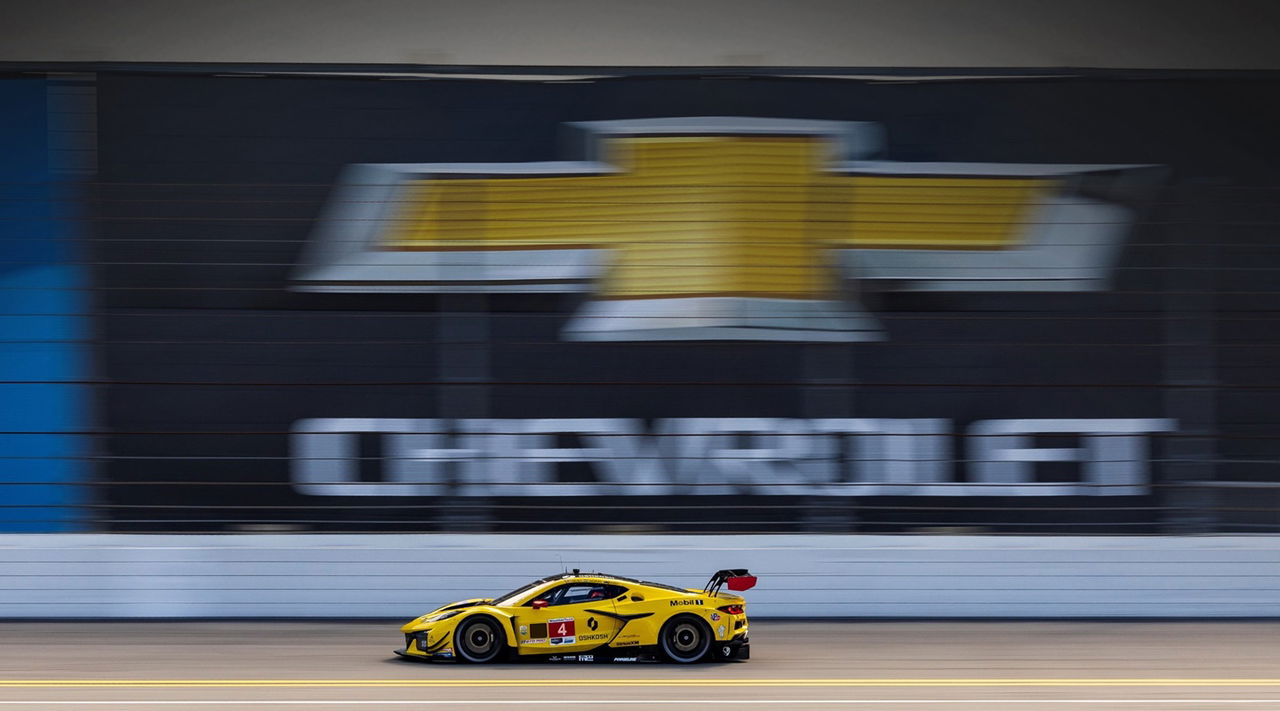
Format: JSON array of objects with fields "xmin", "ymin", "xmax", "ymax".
[{"xmin": 540, "ymin": 571, "xmax": 692, "ymax": 594}]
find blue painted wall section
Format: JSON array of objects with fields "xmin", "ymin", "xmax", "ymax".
[{"xmin": 0, "ymin": 79, "xmax": 89, "ymax": 531}]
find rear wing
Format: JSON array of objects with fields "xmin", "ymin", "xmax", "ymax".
[{"xmin": 704, "ymin": 569, "xmax": 757, "ymax": 595}]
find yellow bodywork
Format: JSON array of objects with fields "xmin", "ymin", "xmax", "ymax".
[{"xmin": 398, "ymin": 573, "xmax": 748, "ymax": 661}]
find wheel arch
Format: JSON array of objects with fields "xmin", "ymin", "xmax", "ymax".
[
  {"xmin": 464, "ymin": 608, "xmax": 518, "ymax": 648},
  {"xmin": 658, "ymin": 611, "xmax": 714, "ymax": 663},
  {"xmin": 452, "ymin": 612, "xmax": 511, "ymax": 664}
]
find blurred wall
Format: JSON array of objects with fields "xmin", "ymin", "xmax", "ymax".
[
  {"xmin": 0, "ymin": 79, "xmax": 90, "ymax": 532},
  {"xmin": 80, "ymin": 74, "xmax": 1280, "ymax": 535},
  {"xmin": 1, "ymin": 0, "xmax": 1279, "ymax": 69},
  {"xmin": 2, "ymin": 534, "xmax": 1277, "ymax": 618},
  {"xmin": 0, "ymin": 3, "xmax": 1277, "ymax": 621}
]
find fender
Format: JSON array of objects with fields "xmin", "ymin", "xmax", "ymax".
[{"xmin": 450, "ymin": 608, "xmax": 520, "ymax": 648}]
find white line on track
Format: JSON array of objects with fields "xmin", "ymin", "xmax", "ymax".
[{"xmin": 3, "ymin": 701, "xmax": 1280, "ymax": 706}]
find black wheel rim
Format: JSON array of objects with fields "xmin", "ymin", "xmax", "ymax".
[
  {"xmin": 460, "ymin": 620, "xmax": 497, "ymax": 660},
  {"xmin": 665, "ymin": 620, "xmax": 705, "ymax": 660}
]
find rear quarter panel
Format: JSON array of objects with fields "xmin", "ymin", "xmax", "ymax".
[{"xmin": 613, "ymin": 588, "xmax": 725, "ymax": 646}]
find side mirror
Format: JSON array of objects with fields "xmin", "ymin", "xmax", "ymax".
[
  {"xmin": 630, "ymin": 594, "xmax": 644, "ymax": 602},
  {"xmin": 531, "ymin": 599, "xmax": 549, "ymax": 610}
]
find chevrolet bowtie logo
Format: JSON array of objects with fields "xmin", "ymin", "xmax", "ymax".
[{"xmin": 295, "ymin": 117, "xmax": 1150, "ymax": 341}]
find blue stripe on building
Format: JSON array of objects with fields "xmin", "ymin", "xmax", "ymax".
[{"xmin": 0, "ymin": 78, "xmax": 89, "ymax": 531}]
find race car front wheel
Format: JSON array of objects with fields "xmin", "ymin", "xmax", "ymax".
[
  {"xmin": 658, "ymin": 614, "xmax": 712, "ymax": 663},
  {"xmin": 454, "ymin": 616, "xmax": 505, "ymax": 663}
]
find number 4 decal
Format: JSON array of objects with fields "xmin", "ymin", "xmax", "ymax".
[{"xmin": 548, "ymin": 617, "xmax": 577, "ymax": 644}]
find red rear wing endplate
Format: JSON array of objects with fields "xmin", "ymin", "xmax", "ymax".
[{"xmin": 705, "ymin": 568, "xmax": 756, "ymax": 595}]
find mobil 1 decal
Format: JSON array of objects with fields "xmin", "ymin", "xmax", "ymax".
[{"xmin": 549, "ymin": 617, "xmax": 576, "ymax": 645}]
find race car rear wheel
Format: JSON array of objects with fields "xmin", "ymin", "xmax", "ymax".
[
  {"xmin": 454, "ymin": 615, "xmax": 505, "ymax": 663},
  {"xmin": 658, "ymin": 614, "xmax": 712, "ymax": 663}
]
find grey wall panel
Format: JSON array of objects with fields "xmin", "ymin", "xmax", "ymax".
[{"xmin": 2, "ymin": 534, "xmax": 1277, "ymax": 618}]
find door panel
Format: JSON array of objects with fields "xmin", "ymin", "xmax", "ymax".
[{"xmin": 513, "ymin": 582, "xmax": 625, "ymax": 655}]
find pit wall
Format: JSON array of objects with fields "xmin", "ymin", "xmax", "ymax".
[{"xmin": 3, "ymin": 534, "xmax": 1276, "ymax": 618}]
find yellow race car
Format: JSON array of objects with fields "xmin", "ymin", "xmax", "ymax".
[{"xmin": 395, "ymin": 569, "xmax": 754, "ymax": 664}]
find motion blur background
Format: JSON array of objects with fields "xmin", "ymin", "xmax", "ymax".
[{"xmin": 2, "ymin": 0, "xmax": 1280, "ymax": 619}]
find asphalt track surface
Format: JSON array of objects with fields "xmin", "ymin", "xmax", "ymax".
[{"xmin": 2, "ymin": 622, "xmax": 1279, "ymax": 710}]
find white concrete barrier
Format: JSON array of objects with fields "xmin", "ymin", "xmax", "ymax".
[{"xmin": 1, "ymin": 534, "xmax": 1277, "ymax": 618}]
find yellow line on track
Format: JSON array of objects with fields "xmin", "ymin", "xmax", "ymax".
[{"xmin": 4, "ymin": 679, "xmax": 1280, "ymax": 688}]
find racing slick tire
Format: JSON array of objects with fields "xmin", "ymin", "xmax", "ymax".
[
  {"xmin": 658, "ymin": 614, "xmax": 712, "ymax": 663},
  {"xmin": 454, "ymin": 615, "xmax": 506, "ymax": 663}
]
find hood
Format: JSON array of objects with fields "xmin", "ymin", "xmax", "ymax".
[
  {"xmin": 435, "ymin": 597, "xmax": 493, "ymax": 613},
  {"xmin": 400, "ymin": 597, "xmax": 493, "ymax": 632}
]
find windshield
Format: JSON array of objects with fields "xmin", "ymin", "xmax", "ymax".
[{"xmin": 491, "ymin": 579, "xmax": 549, "ymax": 607}]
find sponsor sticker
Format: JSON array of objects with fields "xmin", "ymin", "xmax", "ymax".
[
  {"xmin": 578, "ymin": 633, "xmax": 609, "ymax": 642},
  {"xmin": 580, "ymin": 655, "xmax": 594, "ymax": 662},
  {"xmin": 670, "ymin": 599, "xmax": 703, "ymax": 607},
  {"xmin": 530, "ymin": 623, "xmax": 548, "ymax": 639},
  {"xmin": 519, "ymin": 624, "xmax": 528, "ymax": 636},
  {"xmin": 549, "ymin": 617, "xmax": 576, "ymax": 645},
  {"xmin": 587, "ymin": 617, "xmax": 599, "ymax": 631},
  {"xmin": 718, "ymin": 625, "xmax": 727, "ymax": 637},
  {"xmin": 710, "ymin": 613, "xmax": 721, "ymax": 621},
  {"xmin": 613, "ymin": 657, "xmax": 638, "ymax": 662},
  {"xmin": 520, "ymin": 638, "xmax": 547, "ymax": 645},
  {"xmin": 614, "ymin": 639, "xmax": 639, "ymax": 647}
]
